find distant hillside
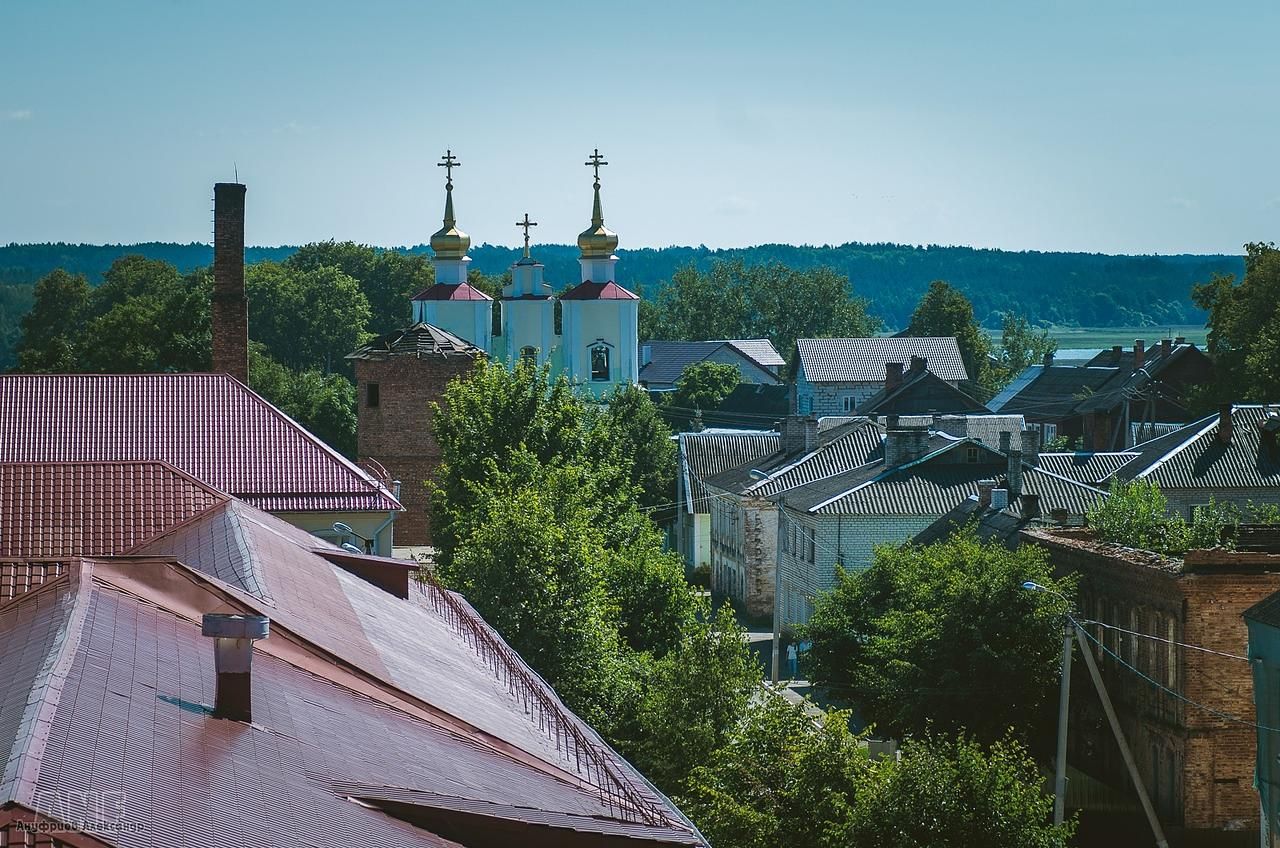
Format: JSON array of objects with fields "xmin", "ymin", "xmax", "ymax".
[{"xmin": 0, "ymin": 241, "xmax": 1242, "ymax": 362}]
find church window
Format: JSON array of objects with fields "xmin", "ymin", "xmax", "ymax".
[
  {"xmin": 591, "ymin": 344, "xmax": 611, "ymax": 382},
  {"xmin": 366, "ymin": 383, "xmax": 380, "ymax": 408},
  {"xmin": 520, "ymin": 346, "xmax": 537, "ymax": 366}
]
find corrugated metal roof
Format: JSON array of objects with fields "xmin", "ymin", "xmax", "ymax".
[
  {"xmin": 680, "ymin": 430, "xmax": 779, "ymax": 513},
  {"xmin": 991, "ymin": 365, "xmax": 1119, "ymax": 420},
  {"xmin": 796, "ymin": 337, "xmax": 968, "ymax": 383},
  {"xmin": 1036, "ymin": 452, "xmax": 1138, "ymax": 485},
  {"xmin": 727, "ymin": 339, "xmax": 786, "ymax": 368},
  {"xmin": 1111, "ymin": 405, "xmax": 1280, "ymax": 490},
  {"xmin": 717, "ymin": 420, "xmax": 886, "ymax": 498},
  {"xmin": 0, "ymin": 374, "xmax": 401, "ymax": 513},
  {"xmin": 0, "ymin": 461, "xmax": 226, "ymax": 558},
  {"xmin": 410, "ymin": 282, "xmax": 493, "ymax": 301},
  {"xmin": 856, "ymin": 368, "xmax": 988, "ymax": 416},
  {"xmin": 347, "ymin": 322, "xmax": 484, "ymax": 361}
]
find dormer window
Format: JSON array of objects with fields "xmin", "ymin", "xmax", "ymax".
[{"xmin": 591, "ymin": 344, "xmax": 611, "ymax": 382}]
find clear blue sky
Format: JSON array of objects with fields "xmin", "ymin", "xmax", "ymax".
[{"xmin": 1, "ymin": 0, "xmax": 1277, "ymax": 254}]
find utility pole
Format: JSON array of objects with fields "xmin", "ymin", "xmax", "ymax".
[
  {"xmin": 1074, "ymin": 626, "xmax": 1170, "ymax": 848},
  {"xmin": 1053, "ymin": 619, "xmax": 1074, "ymax": 826}
]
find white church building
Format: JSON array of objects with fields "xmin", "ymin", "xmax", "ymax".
[{"xmin": 411, "ymin": 149, "xmax": 639, "ymax": 399}]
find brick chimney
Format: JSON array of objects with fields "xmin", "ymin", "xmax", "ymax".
[
  {"xmin": 1111, "ymin": 345, "xmax": 1123, "ymax": 364},
  {"xmin": 886, "ymin": 361, "xmax": 904, "ymax": 392},
  {"xmin": 977, "ymin": 478, "xmax": 996, "ymax": 509},
  {"xmin": 1021, "ymin": 424, "xmax": 1041, "ymax": 466},
  {"xmin": 201, "ymin": 613, "xmax": 269, "ymax": 723},
  {"xmin": 910, "ymin": 355, "xmax": 928, "ymax": 374},
  {"xmin": 1175, "ymin": 336, "xmax": 1186, "ymax": 345},
  {"xmin": 1021, "ymin": 492, "xmax": 1041, "ymax": 518},
  {"xmin": 1217, "ymin": 403, "xmax": 1233, "ymax": 446},
  {"xmin": 1133, "ymin": 339, "xmax": 1145, "ymax": 371},
  {"xmin": 1007, "ymin": 446, "xmax": 1024, "ymax": 498},
  {"xmin": 1043, "ymin": 351, "xmax": 1054, "ymax": 368},
  {"xmin": 884, "ymin": 420, "xmax": 930, "ymax": 467},
  {"xmin": 999, "ymin": 431, "xmax": 1012, "ymax": 454},
  {"xmin": 781, "ymin": 415, "xmax": 818, "ymax": 456},
  {"xmin": 212, "ymin": 182, "xmax": 249, "ymax": 384},
  {"xmin": 1161, "ymin": 338, "xmax": 1172, "ymax": 358}
]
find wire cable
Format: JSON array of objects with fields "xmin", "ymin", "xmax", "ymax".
[{"xmin": 1076, "ymin": 617, "xmax": 1250, "ymax": 662}]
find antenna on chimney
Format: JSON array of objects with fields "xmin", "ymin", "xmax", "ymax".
[{"xmin": 234, "ymin": 162, "xmax": 239, "ymax": 183}]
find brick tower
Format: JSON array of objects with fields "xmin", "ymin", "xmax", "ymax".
[
  {"xmin": 347, "ymin": 323, "xmax": 482, "ymax": 545},
  {"xmin": 212, "ymin": 182, "xmax": 248, "ymax": 383}
]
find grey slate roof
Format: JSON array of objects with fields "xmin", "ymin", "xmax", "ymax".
[
  {"xmin": 1036, "ymin": 452, "xmax": 1138, "ymax": 485},
  {"xmin": 912, "ymin": 496, "xmax": 1037, "ymax": 547},
  {"xmin": 1109, "ymin": 404, "xmax": 1280, "ymax": 490},
  {"xmin": 708, "ymin": 419, "xmax": 886, "ymax": 497},
  {"xmin": 347, "ymin": 322, "xmax": 484, "ymax": 360},
  {"xmin": 990, "ymin": 365, "xmax": 1118, "ymax": 420},
  {"xmin": 680, "ymin": 429, "xmax": 779, "ymax": 514},
  {"xmin": 796, "ymin": 337, "xmax": 968, "ymax": 383},
  {"xmin": 639, "ymin": 340, "xmax": 784, "ymax": 386},
  {"xmin": 932, "ymin": 414, "xmax": 1027, "ymax": 448}
]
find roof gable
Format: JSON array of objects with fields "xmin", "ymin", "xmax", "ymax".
[
  {"xmin": 559, "ymin": 281, "xmax": 640, "ymax": 301},
  {"xmin": 0, "ymin": 374, "xmax": 400, "ymax": 513},
  {"xmin": 796, "ymin": 337, "xmax": 969, "ymax": 384},
  {"xmin": 348, "ymin": 322, "xmax": 484, "ymax": 361},
  {"xmin": 410, "ymin": 282, "xmax": 494, "ymax": 301},
  {"xmin": 856, "ymin": 368, "xmax": 989, "ymax": 416},
  {"xmin": 1111, "ymin": 405, "xmax": 1280, "ymax": 489}
]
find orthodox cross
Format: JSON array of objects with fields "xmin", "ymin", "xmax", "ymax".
[
  {"xmin": 585, "ymin": 148, "xmax": 608, "ymax": 185},
  {"xmin": 438, "ymin": 149, "xmax": 461, "ymax": 187},
  {"xmin": 516, "ymin": 213, "xmax": 537, "ymax": 257}
]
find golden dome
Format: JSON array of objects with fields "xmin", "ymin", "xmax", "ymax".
[
  {"xmin": 577, "ymin": 182, "xmax": 618, "ymax": 258},
  {"xmin": 430, "ymin": 185, "xmax": 471, "ymax": 260}
]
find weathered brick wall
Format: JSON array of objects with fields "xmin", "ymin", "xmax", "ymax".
[
  {"xmin": 354, "ymin": 353, "xmax": 478, "ymax": 545},
  {"xmin": 211, "ymin": 182, "xmax": 248, "ymax": 384},
  {"xmin": 1164, "ymin": 487, "xmax": 1279, "ymax": 521},
  {"xmin": 1029, "ymin": 531, "xmax": 1280, "ymax": 832}
]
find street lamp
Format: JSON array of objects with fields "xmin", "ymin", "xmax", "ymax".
[
  {"xmin": 332, "ymin": 521, "xmax": 373, "ymax": 554},
  {"xmin": 1023, "ymin": 580, "xmax": 1074, "ymax": 828}
]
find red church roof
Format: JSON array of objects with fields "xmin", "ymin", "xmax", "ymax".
[
  {"xmin": 410, "ymin": 282, "xmax": 494, "ymax": 301},
  {"xmin": 0, "ymin": 374, "xmax": 400, "ymax": 513},
  {"xmin": 558, "ymin": 280, "xmax": 640, "ymax": 301}
]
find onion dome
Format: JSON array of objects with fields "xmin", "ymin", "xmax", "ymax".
[
  {"xmin": 578, "ymin": 148, "xmax": 618, "ymax": 259},
  {"xmin": 430, "ymin": 181, "xmax": 471, "ymax": 260}
]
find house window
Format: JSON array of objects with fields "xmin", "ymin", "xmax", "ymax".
[
  {"xmin": 966, "ymin": 446, "xmax": 979, "ymax": 463},
  {"xmin": 841, "ymin": 395, "xmax": 855, "ymax": 413},
  {"xmin": 366, "ymin": 382, "xmax": 380, "ymax": 407},
  {"xmin": 806, "ymin": 527, "xmax": 816, "ymax": 563},
  {"xmin": 520, "ymin": 346, "xmax": 537, "ymax": 366},
  {"xmin": 590, "ymin": 344, "xmax": 611, "ymax": 382},
  {"xmin": 1043, "ymin": 423, "xmax": 1058, "ymax": 442},
  {"xmin": 798, "ymin": 394, "xmax": 813, "ymax": 414}
]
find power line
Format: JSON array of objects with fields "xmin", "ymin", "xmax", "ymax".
[
  {"xmin": 1076, "ymin": 617, "xmax": 1250, "ymax": 662},
  {"xmin": 1071, "ymin": 617, "xmax": 1280, "ymax": 733}
]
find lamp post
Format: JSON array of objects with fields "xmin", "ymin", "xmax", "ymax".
[
  {"xmin": 1023, "ymin": 580, "xmax": 1073, "ymax": 827},
  {"xmin": 332, "ymin": 521, "xmax": 373, "ymax": 554}
]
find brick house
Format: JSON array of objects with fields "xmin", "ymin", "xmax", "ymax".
[
  {"xmin": 793, "ymin": 337, "xmax": 968, "ymax": 416},
  {"xmin": 347, "ymin": 323, "xmax": 484, "ymax": 545},
  {"xmin": 1027, "ymin": 529, "xmax": 1280, "ymax": 836},
  {"xmin": 1244, "ymin": 570, "xmax": 1280, "ymax": 848},
  {"xmin": 676, "ymin": 428, "xmax": 779, "ymax": 574}
]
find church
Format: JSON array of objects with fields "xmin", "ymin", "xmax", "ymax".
[
  {"xmin": 348, "ymin": 149, "xmax": 640, "ymax": 545},
  {"xmin": 410, "ymin": 148, "xmax": 639, "ymax": 399}
]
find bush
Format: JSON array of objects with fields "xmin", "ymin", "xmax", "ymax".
[{"xmin": 1088, "ymin": 480, "xmax": 1237, "ymax": 555}]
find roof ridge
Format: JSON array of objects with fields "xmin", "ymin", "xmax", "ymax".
[
  {"xmin": 228, "ymin": 377, "xmax": 401, "ymax": 506},
  {"xmin": 1133, "ymin": 414, "xmax": 1219, "ymax": 480},
  {"xmin": 3, "ymin": 560, "xmax": 95, "ymax": 808}
]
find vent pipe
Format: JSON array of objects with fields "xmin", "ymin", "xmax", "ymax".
[{"xmin": 202, "ymin": 613, "xmax": 270, "ymax": 723}]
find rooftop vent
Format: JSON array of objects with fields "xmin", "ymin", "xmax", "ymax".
[{"xmin": 202, "ymin": 613, "xmax": 270, "ymax": 723}]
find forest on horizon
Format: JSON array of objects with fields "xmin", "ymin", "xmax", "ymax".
[{"xmin": 0, "ymin": 239, "xmax": 1243, "ymax": 372}]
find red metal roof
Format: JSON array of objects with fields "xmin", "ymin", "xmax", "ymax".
[
  {"xmin": 0, "ymin": 461, "xmax": 226, "ymax": 558},
  {"xmin": 410, "ymin": 282, "xmax": 494, "ymax": 301},
  {"xmin": 558, "ymin": 281, "xmax": 640, "ymax": 301},
  {"xmin": 0, "ymin": 374, "xmax": 400, "ymax": 513}
]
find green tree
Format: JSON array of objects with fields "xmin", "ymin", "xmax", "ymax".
[
  {"xmin": 996, "ymin": 313, "xmax": 1057, "ymax": 386},
  {"xmin": 429, "ymin": 359, "xmax": 631, "ymax": 569},
  {"xmin": 645, "ymin": 260, "xmax": 879, "ymax": 361},
  {"xmin": 248, "ymin": 343, "xmax": 358, "ymax": 456},
  {"xmin": 847, "ymin": 734, "xmax": 1074, "ymax": 848},
  {"xmin": 680, "ymin": 695, "xmax": 868, "ymax": 848},
  {"xmin": 603, "ymin": 384, "xmax": 677, "ymax": 511},
  {"xmin": 15, "ymin": 269, "xmax": 92, "ymax": 372},
  {"xmin": 672, "ymin": 361, "xmax": 741, "ymax": 413},
  {"xmin": 78, "ymin": 259, "xmax": 211, "ymax": 373},
  {"xmin": 1193, "ymin": 242, "xmax": 1280, "ymax": 401},
  {"xmin": 602, "ymin": 514, "xmax": 698, "ymax": 657},
  {"xmin": 906, "ymin": 280, "xmax": 994, "ymax": 389},
  {"xmin": 286, "ymin": 241, "xmax": 432, "ymax": 333},
  {"xmin": 627, "ymin": 602, "xmax": 761, "ymax": 794},
  {"xmin": 246, "ymin": 261, "xmax": 372, "ymax": 373},
  {"xmin": 1088, "ymin": 479, "xmax": 1235, "ymax": 555},
  {"xmin": 801, "ymin": 529, "xmax": 1072, "ymax": 747}
]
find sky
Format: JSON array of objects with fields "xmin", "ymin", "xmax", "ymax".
[{"xmin": 1, "ymin": 0, "xmax": 1277, "ymax": 254}]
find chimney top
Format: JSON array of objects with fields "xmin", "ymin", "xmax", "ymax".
[
  {"xmin": 1161, "ymin": 338, "xmax": 1172, "ymax": 358},
  {"xmin": 1043, "ymin": 351, "xmax": 1054, "ymax": 368},
  {"xmin": 1111, "ymin": 345, "xmax": 1123, "ymax": 363},
  {"xmin": 977, "ymin": 478, "xmax": 996, "ymax": 509},
  {"xmin": 1021, "ymin": 492, "xmax": 1041, "ymax": 518},
  {"xmin": 202, "ymin": 613, "xmax": 269, "ymax": 723},
  {"xmin": 1175, "ymin": 335, "xmax": 1186, "ymax": 345},
  {"xmin": 909, "ymin": 355, "xmax": 928, "ymax": 373},
  {"xmin": 1133, "ymin": 339, "xmax": 1146, "ymax": 370},
  {"xmin": 886, "ymin": 361, "xmax": 904, "ymax": 391},
  {"xmin": 1218, "ymin": 403, "xmax": 1234, "ymax": 446},
  {"xmin": 991, "ymin": 488, "xmax": 1009, "ymax": 510}
]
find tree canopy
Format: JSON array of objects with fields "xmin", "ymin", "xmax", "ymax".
[
  {"xmin": 906, "ymin": 279, "xmax": 994, "ymax": 389},
  {"xmin": 641, "ymin": 260, "xmax": 881, "ymax": 361},
  {"xmin": 1193, "ymin": 241, "xmax": 1280, "ymax": 402},
  {"xmin": 801, "ymin": 529, "xmax": 1073, "ymax": 749}
]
